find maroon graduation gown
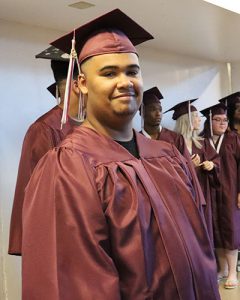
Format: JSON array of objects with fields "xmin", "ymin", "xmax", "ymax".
[
  {"xmin": 9, "ymin": 105, "xmax": 76, "ymax": 255},
  {"xmin": 158, "ymin": 127, "xmax": 190, "ymax": 159},
  {"xmin": 211, "ymin": 131, "xmax": 240, "ymax": 249},
  {"xmin": 192, "ymin": 140, "xmax": 220, "ymax": 245},
  {"xmin": 22, "ymin": 126, "xmax": 220, "ymax": 300},
  {"xmin": 155, "ymin": 128, "xmax": 207, "ymax": 209}
]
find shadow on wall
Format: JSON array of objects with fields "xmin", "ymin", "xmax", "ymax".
[{"xmin": 134, "ymin": 46, "xmax": 228, "ymax": 130}]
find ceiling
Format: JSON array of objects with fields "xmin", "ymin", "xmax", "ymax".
[{"xmin": 1, "ymin": 0, "xmax": 240, "ymax": 62}]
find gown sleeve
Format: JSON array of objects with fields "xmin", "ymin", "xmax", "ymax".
[
  {"xmin": 236, "ymin": 135, "xmax": 240, "ymax": 193},
  {"xmin": 8, "ymin": 122, "xmax": 55, "ymax": 255},
  {"xmin": 176, "ymin": 134, "xmax": 190, "ymax": 158},
  {"xmin": 171, "ymin": 145, "xmax": 206, "ymax": 211},
  {"xmin": 22, "ymin": 147, "xmax": 121, "ymax": 300},
  {"xmin": 203, "ymin": 140, "xmax": 221, "ymax": 188}
]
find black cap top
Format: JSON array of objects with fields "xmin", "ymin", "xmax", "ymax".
[
  {"xmin": 35, "ymin": 46, "xmax": 70, "ymax": 61},
  {"xmin": 36, "ymin": 46, "xmax": 77, "ymax": 83},
  {"xmin": 51, "ymin": 9, "xmax": 153, "ymax": 64},
  {"xmin": 164, "ymin": 99, "xmax": 198, "ymax": 120},
  {"xmin": 218, "ymin": 92, "xmax": 240, "ymax": 107},
  {"xmin": 200, "ymin": 103, "xmax": 227, "ymax": 118},
  {"xmin": 143, "ymin": 87, "xmax": 163, "ymax": 105}
]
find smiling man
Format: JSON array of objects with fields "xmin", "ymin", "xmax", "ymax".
[
  {"xmin": 21, "ymin": 9, "xmax": 220, "ymax": 300},
  {"xmin": 79, "ymin": 52, "xmax": 142, "ymax": 141}
]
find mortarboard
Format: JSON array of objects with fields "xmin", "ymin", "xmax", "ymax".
[
  {"xmin": 140, "ymin": 86, "xmax": 163, "ymax": 128},
  {"xmin": 51, "ymin": 8, "xmax": 153, "ymax": 65},
  {"xmin": 164, "ymin": 99, "xmax": 198, "ymax": 120},
  {"xmin": 36, "ymin": 46, "xmax": 78, "ymax": 83},
  {"xmin": 142, "ymin": 87, "xmax": 163, "ymax": 106},
  {"xmin": 200, "ymin": 103, "xmax": 227, "ymax": 118},
  {"xmin": 218, "ymin": 92, "xmax": 240, "ymax": 107},
  {"xmin": 36, "ymin": 46, "xmax": 80, "ymax": 116},
  {"xmin": 35, "ymin": 45, "xmax": 70, "ymax": 61}
]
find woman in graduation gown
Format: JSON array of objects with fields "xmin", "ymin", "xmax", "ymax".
[
  {"xmin": 200, "ymin": 103, "xmax": 240, "ymax": 289},
  {"xmin": 166, "ymin": 100, "xmax": 220, "ymax": 245},
  {"xmin": 21, "ymin": 9, "xmax": 220, "ymax": 300}
]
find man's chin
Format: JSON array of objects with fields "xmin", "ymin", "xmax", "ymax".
[{"xmin": 113, "ymin": 107, "xmax": 137, "ymax": 117}]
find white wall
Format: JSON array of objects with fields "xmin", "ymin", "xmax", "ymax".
[
  {"xmin": 133, "ymin": 47, "xmax": 229, "ymax": 130},
  {"xmin": 0, "ymin": 19, "xmax": 236, "ymax": 300}
]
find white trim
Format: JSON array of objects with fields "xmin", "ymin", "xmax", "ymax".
[
  {"xmin": 142, "ymin": 126, "xmax": 162, "ymax": 139},
  {"xmin": 209, "ymin": 134, "xmax": 224, "ymax": 153}
]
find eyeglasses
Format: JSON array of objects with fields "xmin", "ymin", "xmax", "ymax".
[{"xmin": 212, "ymin": 118, "xmax": 229, "ymax": 123}]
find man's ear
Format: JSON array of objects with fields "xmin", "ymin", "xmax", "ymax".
[
  {"xmin": 78, "ymin": 73, "xmax": 88, "ymax": 95},
  {"xmin": 72, "ymin": 79, "xmax": 80, "ymax": 95}
]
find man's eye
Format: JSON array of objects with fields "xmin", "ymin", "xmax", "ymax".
[
  {"xmin": 127, "ymin": 70, "xmax": 139, "ymax": 76},
  {"xmin": 102, "ymin": 72, "xmax": 116, "ymax": 77}
]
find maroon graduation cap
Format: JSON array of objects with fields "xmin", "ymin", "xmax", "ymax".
[
  {"xmin": 164, "ymin": 99, "xmax": 198, "ymax": 120},
  {"xmin": 50, "ymin": 9, "xmax": 154, "ymax": 127},
  {"xmin": 51, "ymin": 8, "xmax": 154, "ymax": 65}
]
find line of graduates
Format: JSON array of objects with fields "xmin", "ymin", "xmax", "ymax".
[
  {"xmin": 8, "ymin": 8, "xmax": 240, "ymax": 300},
  {"xmin": 141, "ymin": 88, "xmax": 240, "ymax": 289}
]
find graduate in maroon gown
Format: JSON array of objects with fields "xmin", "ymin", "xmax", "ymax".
[
  {"xmin": 200, "ymin": 103, "xmax": 240, "ymax": 289},
  {"xmin": 219, "ymin": 91, "xmax": 240, "ymax": 134},
  {"xmin": 140, "ymin": 87, "xmax": 190, "ymax": 158},
  {"xmin": 166, "ymin": 100, "xmax": 220, "ymax": 245},
  {"xmin": 21, "ymin": 9, "xmax": 220, "ymax": 300},
  {"xmin": 8, "ymin": 47, "xmax": 82, "ymax": 256}
]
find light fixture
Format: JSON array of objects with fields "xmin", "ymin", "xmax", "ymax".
[
  {"xmin": 69, "ymin": 1, "xmax": 95, "ymax": 10},
  {"xmin": 203, "ymin": 0, "xmax": 240, "ymax": 14}
]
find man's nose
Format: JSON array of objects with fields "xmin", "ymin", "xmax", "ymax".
[{"xmin": 117, "ymin": 74, "xmax": 134, "ymax": 89}]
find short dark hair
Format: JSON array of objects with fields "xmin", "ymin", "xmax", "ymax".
[
  {"xmin": 227, "ymin": 103, "xmax": 237, "ymax": 131},
  {"xmin": 51, "ymin": 60, "xmax": 78, "ymax": 85}
]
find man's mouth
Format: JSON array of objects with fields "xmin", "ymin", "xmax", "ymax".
[{"xmin": 112, "ymin": 93, "xmax": 136, "ymax": 99}]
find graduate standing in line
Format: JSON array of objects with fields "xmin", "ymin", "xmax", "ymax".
[
  {"xmin": 140, "ymin": 87, "xmax": 191, "ymax": 159},
  {"xmin": 8, "ymin": 47, "xmax": 82, "ymax": 256},
  {"xmin": 165, "ymin": 100, "xmax": 220, "ymax": 246},
  {"xmin": 200, "ymin": 103, "xmax": 240, "ymax": 289},
  {"xmin": 21, "ymin": 9, "xmax": 220, "ymax": 300}
]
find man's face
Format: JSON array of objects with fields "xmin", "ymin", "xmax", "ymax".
[
  {"xmin": 234, "ymin": 98, "xmax": 240, "ymax": 121},
  {"xmin": 144, "ymin": 103, "xmax": 162, "ymax": 127},
  {"xmin": 212, "ymin": 114, "xmax": 228, "ymax": 135},
  {"xmin": 79, "ymin": 53, "xmax": 143, "ymax": 129}
]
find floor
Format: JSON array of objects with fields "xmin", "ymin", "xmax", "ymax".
[{"xmin": 219, "ymin": 272, "xmax": 240, "ymax": 300}]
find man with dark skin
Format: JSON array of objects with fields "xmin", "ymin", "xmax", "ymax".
[
  {"xmin": 142, "ymin": 94, "xmax": 162, "ymax": 139},
  {"xmin": 21, "ymin": 9, "xmax": 220, "ymax": 300},
  {"xmin": 141, "ymin": 87, "xmax": 191, "ymax": 159}
]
